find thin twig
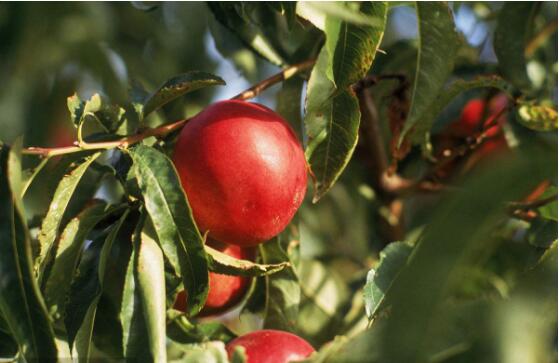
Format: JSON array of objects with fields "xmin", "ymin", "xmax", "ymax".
[
  {"xmin": 508, "ymin": 194, "xmax": 557, "ymax": 212},
  {"xmin": 22, "ymin": 59, "xmax": 317, "ymax": 158},
  {"xmin": 525, "ymin": 19, "xmax": 558, "ymax": 57},
  {"xmin": 232, "ymin": 59, "xmax": 315, "ymax": 100}
]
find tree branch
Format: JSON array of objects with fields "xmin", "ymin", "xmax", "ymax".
[{"xmin": 22, "ymin": 59, "xmax": 317, "ymax": 158}]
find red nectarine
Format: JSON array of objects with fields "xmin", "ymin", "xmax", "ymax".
[
  {"xmin": 172, "ymin": 100, "xmax": 307, "ymax": 246},
  {"xmin": 174, "ymin": 239, "xmax": 254, "ymax": 316},
  {"xmin": 226, "ymin": 329, "xmax": 315, "ymax": 363}
]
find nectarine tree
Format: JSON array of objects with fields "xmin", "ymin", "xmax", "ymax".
[{"xmin": 0, "ymin": 3, "xmax": 556, "ymax": 363}]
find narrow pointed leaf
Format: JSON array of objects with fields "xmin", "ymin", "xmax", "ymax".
[
  {"xmin": 333, "ymin": 2, "xmax": 388, "ymax": 89},
  {"xmin": 120, "ymin": 216, "xmax": 150, "ymax": 359},
  {"xmin": 206, "ymin": 245, "xmax": 289, "ymax": 277},
  {"xmin": 129, "ymin": 145, "xmax": 209, "ymax": 315},
  {"xmin": 142, "ymin": 72, "xmax": 225, "ymax": 118},
  {"xmin": 400, "ymin": 2, "xmax": 460, "ymax": 143},
  {"xmin": 43, "ymin": 201, "xmax": 124, "ymax": 321},
  {"xmin": 37, "ymin": 152, "xmax": 102, "ymax": 269},
  {"xmin": 136, "ymin": 231, "xmax": 167, "ymax": 363},
  {"xmin": 363, "ymin": 242, "xmax": 413, "ymax": 320},
  {"xmin": 65, "ymin": 211, "xmax": 130, "ymax": 359},
  {"xmin": 307, "ymin": 89, "xmax": 361, "ymax": 203},
  {"xmin": 305, "ymin": 3, "xmax": 387, "ymax": 202},
  {"xmin": 0, "ymin": 142, "xmax": 57, "ymax": 362}
]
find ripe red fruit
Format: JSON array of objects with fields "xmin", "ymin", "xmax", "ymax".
[
  {"xmin": 172, "ymin": 100, "xmax": 307, "ymax": 246},
  {"xmin": 450, "ymin": 96, "xmax": 508, "ymax": 138},
  {"xmin": 226, "ymin": 330, "xmax": 315, "ymax": 363},
  {"xmin": 174, "ymin": 239, "xmax": 254, "ymax": 316}
]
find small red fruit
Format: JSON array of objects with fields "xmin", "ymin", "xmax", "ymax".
[
  {"xmin": 174, "ymin": 239, "xmax": 254, "ymax": 316},
  {"xmin": 226, "ymin": 330, "xmax": 315, "ymax": 363},
  {"xmin": 172, "ymin": 100, "xmax": 307, "ymax": 246},
  {"xmin": 450, "ymin": 96, "xmax": 508, "ymax": 139}
]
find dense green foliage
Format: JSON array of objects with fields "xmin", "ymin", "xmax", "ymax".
[{"xmin": 0, "ymin": 2, "xmax": 557, "ymax": 362}]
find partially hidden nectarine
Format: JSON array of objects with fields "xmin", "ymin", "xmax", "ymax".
[{"xmin": 174, "ymin": 239, "xmax": 254, "ymax": 317}]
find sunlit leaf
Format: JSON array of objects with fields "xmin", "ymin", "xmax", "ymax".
[
  {"xmin": 333, "ymin": 2, "xmax": 387, "ymax": 88},
  {"xmin": 516, "ymin": 103, "xmax": 558, "ymax": 132},
  {"xmin": 174, "ymin": 341, "xmax": 232, "ymax": 363},
  {"xmin": 120, "ymin": 214, "xmax": 150, "ymax": 359},
  {"xmin": 129, "ymin": 145, "xmax": 209, "ymax": 315},
  {"xmin": 0, "ymin": 142, "xmax": 58, "ymax": 361},
  {"xmin": 142, "ymin": 72, "xmax": 225, "ymax": 118},
  {"xmin": 305, "ymin": 2, "xmax": 387, "ymax": 202},
  {"xmin": 208, "ymin": 3, "xmax": 287, "ymax": 66},
  {"xmin": 134, "ymin": 229, "xmax": 167, "ymax": 362},
  {"xmin": 206, "ymin": 244, "xmax": 289, "ymax": 277},
  {"xmin": 400, "ymin": 2, "xmax": 460, "ymax": 143},
  {"xmin": 297, "ymin": 259, "xmax": 351, "ymax": 346}
]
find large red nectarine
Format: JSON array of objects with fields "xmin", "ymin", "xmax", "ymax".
[
  {"xmin": 226, "ymin": 330, "xmax": 315, "ymax": 363},
  {"xmin": 172, "ymin": 100, "xmax": 307, "ymax": 246},
  {"xmin": 174, "ymin": 239, "xmax": 254, "ymax": 316}
]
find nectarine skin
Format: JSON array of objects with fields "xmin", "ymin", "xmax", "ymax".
[
  {"xmin": 173, "ymin": 100, "xmax": 307, "ymax": 246},
  {"xmin": 226, "ymin": 330, "xmax": 315, "ymax": 363},
  {"xmin": 174, "ymin": 239, "xmax": 255, "ymax": 316}
]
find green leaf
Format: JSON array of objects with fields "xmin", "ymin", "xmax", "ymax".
[
  {"xmin": 333, "ymin": 2, "xmax": 388, "ymax": 89},
  {"xmin": 0, "ymin": 142, "xmax": 58, "ymax": 362},
  {"xmin": 304, "ymin": 3, "xmax": 387, "ymax": 202},
  {"xmin": 65, "ymin": 210, "xmax": 130, "ymax": 359},
  {"xmin": 400, "ymin": 2, "xmax": 460, "ymax": 144},
  {"xmin": 136, "ymin": 229, "xmax": 167, "ymax": 363},
  {"xmin": 368, "ymin": 156, "xmax": 542, "ymax": 362},
  {"xmin": 208, "ymin": 3, "xmax": 287, "ymax": 66},
  {"xmin": 297, "ymin": 259, "xmax": 351, "ymax": 345},
  {"xmin": 167, "ymin": 311, "xmax": 235, "ymax": 345},
  {"xmin": 67, "ymin": 93, "xmax": 86, "ymax": 127},
  {"xmin": 411, "ymin": 76, "xmax": 514, "ymax": 146},
  {"xmin": 363, "ymin": 242, "xmax": 413, "ymax": 320},
  {"xmin": 43, "ymin": 201, "xmax": 124, "ymax": 321},
  {"xmin": 537, "ymin": 186, "xmax": 558, "ymax": 221},
  {"xmin": 142, "ymin": 72, "xmax": 225, "ymax": 118},
  {"xmin": 206, "ymin": 244, "xmax": 289, "ymax": 277},
  {"xmin": 516, "ymin": 103, "xmax": 558, "ymax": 132},
  {"xmin": 297, "ymin": 2, "xmax": 384, "ymax": 28},
  {"xmin": 260, "ymin": 238, "xmax": 301, "ymax": 331},
  {"xmin": 306, "ymin": 89, "xmax": 361, "ymax": 203},
  {"xmin": 84, "ymin": 94, "xmax": 127, "ymax": 133},
  {"xmin": 129, "ymin": 145, "xmax": 209, "ymax": 315},
  {"xmin": 120, "ymin": 214, "xmax": 150, "ymax": 359},
  {"xmin": 173, "ymin": 341, "xmax": 232, "ymax": 363},
  {"xmin": 494, "ymin": 2, "xmax": 539, "ymax": 91},
  {"xmin": 37, "ymin": 152, "xmax": 102, "ymax": 270},
  {"xmin": 276, "ymin": 77, "xmax": 305, "ymax": 140}
]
